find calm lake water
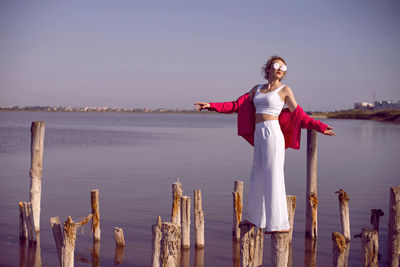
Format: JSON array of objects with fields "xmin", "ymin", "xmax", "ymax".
[{"xmin": 0, "ymin": 111, "xmax": 399, "ymax": 266}]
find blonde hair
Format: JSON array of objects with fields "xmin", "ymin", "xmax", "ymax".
[{"xmin": 261, "ymin": 55, "xmax": 287, "ymax": 81}]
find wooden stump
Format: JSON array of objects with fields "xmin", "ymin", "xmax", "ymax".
[
  {"xmin": 361, "ymin": 228, "xmax": 378, "ymax": 267},
  {"xmin": 29, "ymin": 121, "xmax": 45, "ymax": 233},
  {"xmin": 114, "ymin": 227, "xmax": 125, "ymax": 247},
  {"xmin": 91, "ymin": 189, "xmax": 101, "ymax": 242},
  {"xmin": 181, "ymin": 196, "xmax": 191, "ymax": 249},
  {"xmin": 387, "ymin": 185, "xmax": 400, "ymax": 267},
  {"xmin": 194, "ymin": 189, "xmax": 205, "ymax": 248},
  {"xmin": 286, "ymin": 195, "xmax": 296, "ymax": 243},
  {"xmin": 152, "ymin": 216, "xmax": 162, "ymax": 267},
  {"xmin": 19, "ymin": 201, "xmax": 28, "ymax": 240},
  {"xmin": 271, "ymin": 232, "xmax": 289, "ymax": 267},
  {"xmin": 306, "ymin": 129, "xmax": 318, "ymax": 240},
  {"xmin": 332, "ymin": 232, "xmax": 347, "ymax": 267},
  {"xmin": 335, "ymin": 189, "xmax": 351, "ymax": 242},
  {"xmin": 370, "ymin": 209, "xmax": 384, "ymax": 232},
  {"xmin": 160, "ymin": 222, "xmax": 181, "ymax": 267},
  {"xmin": 171, "ymin": 181, "xmax": 183, "ymax": 226},
  {"xmin": 233, "ymin": 181, "xmax": 244, "ymax": 241},
  {"xmin": 239, "ymin": 224, "xmax": 263, "ymax": 267},
  {"xmin": 50, "ymin": 216, "xmax": 63, "ymax": 266}
]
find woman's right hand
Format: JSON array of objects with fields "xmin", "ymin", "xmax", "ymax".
[{"xmin": 194, "ymin": 102, "xmax": 210, "ymax": 112}]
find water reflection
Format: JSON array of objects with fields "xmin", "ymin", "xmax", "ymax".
[
  {"xmin": 19, "ymin": 238, "xmax": 27, "ymax": 267},
  {"xmin": 304, "ymin": 238, "xmax": 317, "ymax": 267},
  {"xmin": 92, "ymin": 241, "xmax": 100, "ymax": 267},
  {"xmin": 25, "ymin": 233, "xmax": 41, "ymax": 267},
  {"xmin": 231, "ymin": 238, "xmax": 240, "ymax": 267},
  {"xmin": 114, "ymin": 246, "xmax": 125, "ymax": 265},
  {"xmin": 181, "ymin": 248, "xmax": 190, "ymax": 267},
  {"xmin": 194, "ymin": 247, "xmax": 204, "ymax": 267}
]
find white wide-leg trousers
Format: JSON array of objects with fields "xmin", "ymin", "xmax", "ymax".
[{"xmin": 246, "ymin": 120, "xmax": 290, "ymax": 231}]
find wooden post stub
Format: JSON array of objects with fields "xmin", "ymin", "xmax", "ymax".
[
  {"xmin": 332, "ymin": 232, "xmax": 347, "ymax": 267},
  {"xmin": 233, "ymin": 180, "xmax": 244, "ymax": 241},
  {"xmin": 171, "ymin": 181, "xmax": 183, "ymax": 226},
  {"xmin": 29, "ymin": 121, "xmax": 45, "ymax": 233},
  {"xmin": 160, "ymin": 222, "xmax": 181, "ymax": 267},
  {"xmin": 91, "ymin": 189, "xmax": 101, "ymax": 242},
  {"xmin": 370, "ymin": 209, "xmax": 384, "ymax": 232},
  {"xmin": 50, "ymin": 216, "xmax": 63, "ymax": 266},
  {"xmin": 306, "ymin": 129, "xmax": 318, "ymax": 240},
  {"xmin": 387, "ymin": 185, "xmax": 400, "ymax": 267},
  {"xmin": 181, "ymin": 196, "xmax": 191, "ymax": 249},
  {"xmin": 271, "ymin": 232, "xmax": 290, "ymax": 267},
  {"xmin": 151, "ymin": 216, "xmax": 162, "ymax": 267},
  {"xmin": 361, "ymin": 228, "xmax": 378, "ymax": 267},
  {"xmin": 114, "ymin": 227, "xmax": 125, "ymax": 247},
  {"xmin": 194, "ymin": 189, "xmax": 204, "ymax": 248},
  {"xmin": 63, "ymin": 216, "xmax": 77, "ymax": 267},
  {"xmin": 286, "ymin": 195, "xmax": 296, "ymax": 244},
  {"xmin": 19, "ymin": 202, "xmax": 28, "ymax": 240},
  {"xmin": 335, "ymin": 189, "xmax": 351, "ymax": 242},
  {"xmin": 239, "ymin": 224, "xmax": 256, "ymax": 267},
  {"xmin": 26, "ymin": 202, "xmax": 36, "ymax": 243}
]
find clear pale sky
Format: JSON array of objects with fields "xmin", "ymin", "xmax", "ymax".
[{"xmin": 1, "ymin": 0, "xmax": 399, "ymax": 111}]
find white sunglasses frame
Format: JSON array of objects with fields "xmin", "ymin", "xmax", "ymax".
[{"xmin": 273, "ymin": 62, "xmax": 287, "ymax": 72}]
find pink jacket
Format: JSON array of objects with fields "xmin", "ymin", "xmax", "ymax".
[{"xmin": 209, "ymin": 92, "xmax": 328, "ymax": 149}]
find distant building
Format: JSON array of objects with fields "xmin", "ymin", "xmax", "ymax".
[
  {"xmin": 354, "ymin": 102, "xmax": 374, "ymax": 110},
  {"xmin": 374, "ymin": 100, "xmax": 400, "ymax": 110}
]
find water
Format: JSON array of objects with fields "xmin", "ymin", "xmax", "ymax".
[{"xmin": 0, "ymin": 111, "xmax": 399, "ymax": 266}]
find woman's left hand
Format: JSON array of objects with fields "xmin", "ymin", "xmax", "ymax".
[{"xmin": 324, "ymin": 126, "xmax": 336, "ymax": 136}]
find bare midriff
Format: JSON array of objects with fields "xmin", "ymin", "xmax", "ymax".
[{"xmin": 255, "ymin": 113, "xmax": 279, "ymax": 123}]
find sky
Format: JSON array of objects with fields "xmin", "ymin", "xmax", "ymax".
[{"xmin": 0, "ymin": 0, "xmax": 399, "ymax": 111}]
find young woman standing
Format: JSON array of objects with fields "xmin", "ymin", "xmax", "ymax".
[{"xmin": 194, "ymin": 56, "xmax": 335, "ymax": 234}]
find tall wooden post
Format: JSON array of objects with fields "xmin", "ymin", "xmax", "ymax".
[
  {"xmin": 361, "ymin": 228, "xmax": 378, "ymax": 267},
  {"xmin": 387, "ymin": 185, "xmax": 400, "ymax": 267},
  {"xmin": 335, "ymin": 189, "xmax": 351, "ymax": 242},
  {"xmin": 151, "ymin": 216, "xmax": 162, "ymax": 267},
  {"xmin": 91, "ymin": 189, "xmax": 101, "ymax": 242},
  {"xmin": 160, "ymin": 222, "xmax": 181, "ymax": 267},
  {"xmin": 306, "ymin": 129, "xmax": 318, "ymax": 239},
  {"xmin": 29, "ymin": 121, "xmax": 45, "ymax": 232},
  {"xmin": 233, "ymin": 181, "xmax": 244, "ymax": 241},
  {"xmin": 181, "ymin": 196, "xmax": 191, "ymax": 249},
  {"xmin": 171, "ymin": 181, "xmax": 183, "ymax": 226},
  {"xmin": 332, "ymin": 232, "xmax": 347, "ymax": 267},
  {"xmin": 286, "ymin": 195, "xmax": 296, "ymax": 243},
  {"xmin": 194, "ymin": 189, "xmax": 204, "ymax": 248}
]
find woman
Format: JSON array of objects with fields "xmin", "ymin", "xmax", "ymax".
[{"xmin": 194, "ymin": 56, "xmax": 335, "ymax": 234}]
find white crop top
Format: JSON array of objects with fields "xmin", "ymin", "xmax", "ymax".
[{"xmin": 253, "ymin": 84, "xmax": 285, "ymax": 116}]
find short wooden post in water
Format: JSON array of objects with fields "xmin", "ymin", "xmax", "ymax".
[
  {"xmin": 62, "ymin": 216, "xmax": 77, "ymax": 267},
  {"xmin": 387, "ymin": 185, "xmax": 400, "ymax": 267},
  {"xmin": 194, "ymin": 189, "xmax": 204, "ymax": 248},
  {"xmin": 91, "ymin": 189, "xmax": 101, "ymax": 242},
  {"xmin": 233, "ymin": 180, "xmax": 244, "ymax": 241},
  {"xmin": 160, "ymin": 222, "xmax": 181, "ymax": 267},
  {"xmin": 335, "ymin": 189, "xmax": 351, "ymax": 242},
  {"xmin": 19, "ymin": 202, "xmax": 28, "ymax": 240},
  {"xmin": 370, "ymin": 209, "xmax": 384, "ymax": 232},
  {"xmin": 50, "ymin": 216, "xmax": 63, "ymax": 266},
  {"xmin": 152, "ymin": 216, "xmax": 162, "ymax": 267},
  {"xmin": 332, "ymin": 232, "xmax": 347, "ymax": 267},
  {"xmin": 240, "ymin": 224, "xmax": 256, "ymax": 267},
  {"xmin": 306, "ymin": 129, "xmax": 318, "ymax": 239},
  {"xmin": 361, "ymin": 228, "xmax": 378, "ymax": 267},
  {"xmin": 29, "ymin": 121, "xmax": 45, "ymax": 233},
  {"xmin": 181, "ymin": 196, "xmax": 191, "ymax": 249},
  {"xmin": 26, "ymin": 202, "xmax": 36, "ymax": 243},
  {"xmin": 286, "ymin": 195, "xmax": 296, "ymax": 243},
  {"xmin": 271, "ymin": 232, "xmax": 290, "ymax": 267},
  {"xmin": 171, "ymin": 181, "xmax": 183, "ymax": 226},
  {"xmin": 114, "ymin": 227, "xmax": 125, "ymax": 247}
]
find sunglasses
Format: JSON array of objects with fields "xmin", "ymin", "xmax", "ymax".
[{"xmin": 273, "ymin": 62, "xmax": 287, "ymax": 72}]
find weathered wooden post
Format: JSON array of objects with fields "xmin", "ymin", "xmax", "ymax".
[
  {"xmin": 361, "ymin": 228, "xmax": 378, "ymax": 267},
  {"xmin": 114, "ymin": 228, "xmax": 125, "ymax": 265},
  {"xmin": 171, "ymin": 181, "xmax": 183, "ymax": 226},
  {"xmin": 29, "ymin": 121, "xmax": 45, "ymax": 233},
  {"xmin": 232, "ymin": 239, "xmax": 240, "ymax": 267},
  {"xmin": 50, "ymin": 217, "xmax": 63, "ymax": 266},
  {"xmin": 181, "ymin": 196, "xmax": 191, "ymax": 249},
  {"xmin": 239, "ymin": 224, "xmax": 263, "ymax": 267},
  {"xmin": 271, "ymin": 232, "xmax": 289, "ymax": 267},
  {"xmin": 233, "ymin": 180, "xmax": 244, "ymax": 241},
  {"xmin": 152, "ymin": 216, "xmax": 162, "ymax": 267},
  {"xmin": 370, "ymin": 209, "xmax": 384, "ymax": 232},
  {"xmin": 91, "ymin": 189, "xmax": 101, "ymax": 242},
  {"xmin": 306, "ymin": 129, "xmax": 318, "ymax": 239},
  {"xmin": 387, "ymin": 185, "xmax": 400, "ymax": 267},
  {"xmin": 26, "ymin": 202, "xmax": 36, "ymax": 243},
  {"xmin": 332, "ymin": 232, "xmax": 347, "ymax": 267},
  {"xmin": 254, "ymin": 228, "xmax": 263, "ymax": 266},
  {"xmin": 335, "ymin": 189, "xmax": 351, "ymax": 242},
  {"xmin": 286, "ymin": 195, "xmax": 296, "ymax": 243},
  {"xmin": 160, "ymin": 222, "xmax": 181, "ymax": 267},
  {"xmin": 62, "ymin": 216, "xmax": 77, "ymax": 267},
  {"xmin": 194, "ymin": 189, "xmax": 204, "ymax": 248},
  {"xmin": 19, "ymin": 202, "xmax": 28, "ymax": 240}
]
